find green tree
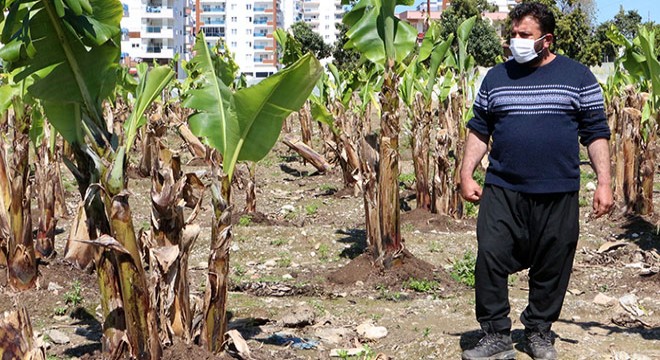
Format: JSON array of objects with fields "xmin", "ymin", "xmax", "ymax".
[
  {"xmin": 554, "ymin": 5, "xmax": 601, "ymax": 65},
  {"xmin": 291, "ymin": 21, "xmax": 332, "ymax": 59},
  {"xmin": 439, "ymin": 0, "xmax": 502, "ymax": 67},
  {"xmin": 613, "ymin": 6, "xmax": 643, "ymax": 40},
  {"xmin": 332, "ymin": 22, "xmax": 361, "ymax": 72}
]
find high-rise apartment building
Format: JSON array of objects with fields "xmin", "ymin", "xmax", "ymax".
[
  {"xmin": 121, "ymin": 0, "xmax": 343, "ymax": 79},
  {"xmin": 300, "ymin": 0, "xmax": 343, "ymax": 44}
]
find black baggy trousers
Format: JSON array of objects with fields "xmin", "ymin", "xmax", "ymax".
[{"xmin": 475, "ymin": 185, "xmax": 579, "ymax": 334}]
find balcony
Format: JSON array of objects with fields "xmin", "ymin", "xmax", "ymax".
[
  {"xmin": 143, "ymin": 6, "xmax": 173, "ymax": 18},
  {"xmin": 144, "ymin": 46, "xmax": 174, "ymax": 58},
  {"xmin": 201, "ymin": 5, "xmax": 225, "ymax": 13},
  {"xmin": 203, "ymin": 18, "xmax": 225, "ymax": 25},
  {"xmin": 143, "ymin": 26, "xmax": 174, "ymax": 38}
]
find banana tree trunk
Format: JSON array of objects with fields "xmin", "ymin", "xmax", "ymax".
[
  {"xmin": 376, "ymin": 71, "xmax": 402, "ymax": 267},
  {"xmin": 201, "ymin": 172, "xmax": 232, "ymax": 353},
  {"xmin": 110, "ymin": 193, "xmax": 162, "ymax": 360},
  {"xmin": 299, "ymin": 102, "xmax": 313, "ymax": 147},
  {"xmin": 148, "ymin": 140, "xmax": 199, "ymax": 344},
  {"xmin": 359, "ymin": 134, "xmax": 380, "ymax": 250},
  {"xmin": 35, "ymin": 140, "xmax": 57, "ymax": 259},
  {"xmin": 433, "ymin": 93, "xmax": 465, "ymax": 218},
  {"xmin": 621, "ymin": 107, "xmax": 641, "ymax": 214},
  {"xmin": 411, "ymin": 94, "xmax": 432, "ymax": 211},
  {"xmin": 282, "ymin": 138, "xmax": 332, "ymax": 174},
  {"xmin": 5, "ymin": 108, "xmax": 37, "ymax": 291},
  {"xmin": 0, "ymin": 307, "xmax": 46, "ymax": 360}
]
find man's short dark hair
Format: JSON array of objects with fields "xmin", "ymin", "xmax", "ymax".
[{"xmin": 509, "ymin": 2, "xmax": 556, "ymax": 35}]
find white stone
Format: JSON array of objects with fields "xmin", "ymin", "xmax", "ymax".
[
  {"xmin": 45, "ymin": 329, "xmax": 70, "ymax": 345},
  {"xmin": 593, "ymin": 293, "xmax": 616, "ymax": 307},
  {"xmin": 585, "ymin": 181, "xmax": 597, "ymax": 191},
  {"xmin": 357, "ymin": 321, "xmax": 388, "ymax": 340}
]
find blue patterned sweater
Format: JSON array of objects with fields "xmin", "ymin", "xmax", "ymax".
[{"xmin": 467, "ymin": 55, "xmax": 611, "ymax": 194}]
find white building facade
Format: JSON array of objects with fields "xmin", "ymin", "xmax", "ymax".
[{"xmin": 121, "ymin": 0, "xmax": 342, "ymax": 79}]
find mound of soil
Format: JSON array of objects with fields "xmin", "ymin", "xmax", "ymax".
[{"xmin": 327, "ymin": 249, "xmax": 453, "ymax": 291}]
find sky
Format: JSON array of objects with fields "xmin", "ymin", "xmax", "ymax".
[{"xmin": 396, "ymin": 0, "xmax": 659, "ymax": 25}]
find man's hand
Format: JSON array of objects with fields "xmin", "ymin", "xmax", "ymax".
[
  {"xmin": 460, "ymin": 177, "xmax": 483, "ymax": 203},
  {"xmin": 592, "ymin": 183, "xmax": 613, "ymax": 218}
]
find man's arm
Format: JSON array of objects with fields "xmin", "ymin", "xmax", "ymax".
[
  {"xmin": 460, "ymin": 130, "xmax": 489, "ymax": 203},
  {"xmin": 587, "ymin": 138, "xmax": 613, "ymax": 218}
]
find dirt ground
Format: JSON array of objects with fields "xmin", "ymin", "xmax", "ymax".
[{"xmin": 1, "ymin": 138, "xmax": 659, "ymax": 360}]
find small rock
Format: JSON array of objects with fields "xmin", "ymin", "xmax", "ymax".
[
  {"xmin": 45, "ymin": 329, "xmax": 70, "ymax": 345},
  {"xmin": 631, "ymin": 233, "xmax": 640, "ymax": 239},
  {"xmin": 568, "ymin": 289, "xmax": 584, "ymax": 296},
  {"xmin": 593, "ymin": 293, "xmax": 616, "ymax": 307},
  {"xmin": 315, "ymin": 327, "xmax": 352, "ymax": 344},
  {"xmin": 263, "ymin": 259, "xmax": 277, "ymax": 267},
  {"xmin": 282, "ymin": 274, "xmax": 294, "ymax": 280},
  {"xmin": 355, "ymin": 281, "xmax": 364, "ymax": 287},
  {"xmin": 572, "ymin": 315, "xmax": 581, "ymax": 321},
  {"xmin": 356, "ymin": 321, "xmax": 388, "ymax": 340},
  {"xmin": 281, "ymin": 305, "xmax": 316, "ymax": 327},
  {"xmin": 53, "ymin": 315, "xmax": 69, "ymax": 322},
  {"xmin": 230, "ymin": 244, "xmax": 240, "ymax": 252},
  {"xmin": 48, "ymin": 282, "xmax": 63, "ymax": 292},
  {"xmin": 281, "ymin": 205, "xmax": 296, "ymax": 213}
]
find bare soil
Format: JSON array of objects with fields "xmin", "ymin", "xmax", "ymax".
[{"xmin": 1, "ymin": 139, "xmax": 659, "ymax": 360}]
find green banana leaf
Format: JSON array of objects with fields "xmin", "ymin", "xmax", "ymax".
[
  {"xmin": 457, "ymin": 16, "xmax": 477, "ymax": 74},
  {"xmin": 274, "ymin": 28, "xmax": 303, "ymax": 67},
  {"xmin": 184, "ymin": 33, "xmax": 323, "ymax": 180},
  {"xmin": 0, "ymin": 0, "xmax": 122, "ymax": 144},
  {"xmin": 341, "ymin": 0, "xmax": 417, "ymax": 69}
]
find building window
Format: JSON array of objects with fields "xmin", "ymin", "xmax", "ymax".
[
  {"xmin": 231, "ymin": 28, "xmax": 237, "ymax": 35},
  {"xmin": 230, "ymin": 4, "xmax": 236, "ymax": 10},
  {"xmin": 246, "ymin": 29, "xmax": 252, "ymax": 35},
  {"xmin": 231, "ymin": 41, "xmax": 237, "ymax": 48},
  {"xmin": 231, "ymin": 16, "xmax": 237, "ymax": 22},
  {"xmin": 246, "ymin": 4, "xmax": 252, "ymax": 10}
]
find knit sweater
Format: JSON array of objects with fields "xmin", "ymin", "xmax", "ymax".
[{"xmin": 467, "ymin": 55, "xmax": 611, "ymax": 194}]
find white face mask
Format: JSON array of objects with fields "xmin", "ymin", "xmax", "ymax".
[{"xmin": 509, "ymin": 35, "xmax": 546, "ymax": 64}]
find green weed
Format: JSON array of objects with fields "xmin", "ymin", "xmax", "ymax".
[
  {"xmin": 270, "ymin": 238, "xmax": 287, "ymax": 246},
  {"xmin": 64, "ymin": 281, "xmax": 83, "ymax": 307},
  {"xmin": 318, "ymin": 243, "xmax": 330, "ymax": 261},
  {"xmin": 305, "ymin": 203, "xmax": 320, "ymax": 216},
  {"xmin": 451, "ymin": 251, "xmax": 476, "ymax": 288},
  {"xmin": 238, "ymin": 215, "xmax": 252, "ymax": 226},
  {"xmin": 404, "ymin": 278, "xmax": 440, "ymax": 293}
]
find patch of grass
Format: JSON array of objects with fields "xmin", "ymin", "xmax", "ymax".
[
  {"xmin": 319, "ymin": 184, "xmax": 338, "ymax": 193},
  {"xmin": 464, "ymin": 201, "xmax": 479, "ymax": 218},
  {"xmin": 508, "ymin": 274, "xmax": 518, "ymax": 286},
  {"xmin": 270, "ymin": 238, "xmax": 287, "ymax": 246},
  {"xmin": 237, "ymin": 215, "xmax": 252, "ymax": 227},
  {"xmin": 473, "ymin": 170, "xmax": 485, "ymax": 187},
  {"xmin": 580, "ymin": 170, "xmax": 596, "ymax": 185},
  {"xmin": 318, "ymin": 243, "xmax": 330, "ymax": 261},
  {"xmin": 422, "ymin": 327, "xmax": 431, "ymax": 338},
  {"xmin": 54, "ymin": 306, "xmax": 67, "ymax": 316},
  {"xmin": 309, "ymin": 300, "xmax": 325, "ymax": 315},
  {"xmin": 451, "ymin": 251, "xmax": 476, "ymax": 288},
  {"xmin": 234, "ymin": 264, "xmax": 247, "ymax": 277},
  {"xmin": 277, "ymin": 252, "xmax": 291, "ymax": 267},
  {"xmin": 404, "ymin": 278, "xmax": 440, "ymax": 293},
  {"xmin": 337, "ymin": 344, "xmax": 377, "ymax": 360},
  {"xmin": 305, "ymin": 202, "xmax": 320, "ymax": 216},
  {"xmin": 376, "ymin": 285, "xmax": 404, "ymax": 302},
  {"xmin": 579, "ymin": 196, "xmax": 589, "ymax": 207},
  {"xmin": 398, "ymin": 172, "xmax": 415, "ymax": 189},
  {"xmin": 401, "ymin": 223, "xmax": 414, "ymax": 232},
  {"xmin": 428, "ymin": 241, "xmax": 443, "ymax": 253},
  {"xmin": 64, "ymin": 281, "xmax": 83, "ymax": 307}
]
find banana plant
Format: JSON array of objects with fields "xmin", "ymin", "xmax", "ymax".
[
  {"xmin": 341, "ymin": 0, "xmax": 417, "ymax": 267},
  {"xmin": 400, "ymin": 22, "xmax": 454, "ymax": 211},
  {"xmin": 183, "ymin": 31, "xmax": 322, "ymax": 352},
  {"xmin": 0, "ymin": 1, "xmax": 174, "ymax": 358},
  {"xmin": 607, "ymin": 25, "xmax": 660, "ymax": 215}
]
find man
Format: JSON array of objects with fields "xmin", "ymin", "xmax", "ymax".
[{"xmin": 459, "ymin": 2, "xmax": 613, "ymax": 360}]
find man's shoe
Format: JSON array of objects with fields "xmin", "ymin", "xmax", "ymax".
[
  {"xmin": 525, "ymin": 328, "xmax": 557, "ymax": 360},
  {"xmin": 462, "ymin": 332, "xmax": 516, "ymax": 360}
]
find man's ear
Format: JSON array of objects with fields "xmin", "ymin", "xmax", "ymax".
[{"xmin": 544, "ymin": 33, "xmax": 554, "ymax": 47}]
